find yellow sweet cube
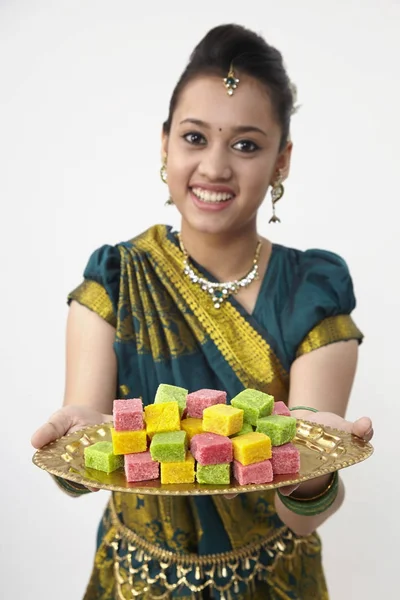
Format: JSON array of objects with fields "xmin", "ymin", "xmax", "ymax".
[
  {"xmin": 161, "ymin": 453, "xmax": 195, "ymax": 484},
  {"xmin": 231, "ymin": 432, "xmax": 272, "ymax": 465},
  {"xmin": 202, "ymin": 404, "xmax": 243, "ymax": 437},
  {"xmin": 110, "ymin": 428, "xmax": 147, "ymax": 455},
  {"xmin": 180, "ymin": 418, "xmax": 203, "ymax": 440},
  {"xmin": 144, "ymin": 401, "xmax": 181, "ymax": 438}
]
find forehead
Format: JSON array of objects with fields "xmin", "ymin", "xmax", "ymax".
[{"xmin": 172, "ymin": 74, "xmax": 279, "ymax": 131}]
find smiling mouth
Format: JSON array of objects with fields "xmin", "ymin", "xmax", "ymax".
[{"xmin": 190, "ymin": 187, "xmax": 234, "ymax": 204}]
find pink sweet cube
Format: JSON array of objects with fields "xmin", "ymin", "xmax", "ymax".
[
  {"xmin": 233, "ymin": 459, "xmax": 273, "ymax": 485},
  {"xmin": 271, "ymin": 443, "xmax": 300, "ymax": 475},
  {"xmin": 124, "ymin": 451, "xmax": 159, "ymax": 482},
  {"xmin": 190, "ymin": 432, "xmax": 232, "ymax": 465},
  {"xmin": 272, "ymin": 401, "xmax": 291, "ymax": 417},
  {"xmin": 186, "ymin": 389, "xmax": 227, "ymax": 419},
  {"xmin": 113, "ymin": 398, "xmax": 144, "ymax": 431}
]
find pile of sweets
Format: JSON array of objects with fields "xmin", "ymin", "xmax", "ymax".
[{"xmin": 83, "ymin": 384, "xmax": 301, "ymax": 486}]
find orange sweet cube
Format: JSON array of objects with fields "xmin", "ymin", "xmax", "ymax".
[
  {"xmin": 110, "ymin": 428, "xmax": 147, "ymax": 455},
  {"xmin": 180, "ymin": 418, "xmax": 203, "ymax": 440},
  {"xmin": 231, "ymin": 432, "xmax": 272, "ymax": 466},
  {"xmin": 202, "ymin": 404, "xmax": 243, "ymax": 437},
  {"xmin": 144, "ymin": 401, "xmax": 181, "ymax": 438},
  {"xmin": 160, "ymin": 453, "xmax": 195, "ymax": 484}
]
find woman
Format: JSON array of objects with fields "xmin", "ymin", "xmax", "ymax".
[{"xmin": 32, "ymin": 24, "xmax": 373, "ymax": 600}]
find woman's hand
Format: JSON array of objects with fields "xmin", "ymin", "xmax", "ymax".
[
  {"xmin": 31, "ymin": 405, "xmax": 112, "ymax": 492},
  {"xmin": 278, "ymin": 411, "xmax": 374, "ymax": 497}
]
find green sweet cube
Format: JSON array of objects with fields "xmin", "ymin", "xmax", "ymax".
[
  {"xmin": 196, "ymin": 463, "xmax": 231, "ymax": 485},
  {"xmin": 256, "ymin": 415, "xmax": 297, "ymax": 446},
  {"xmin": 155, "ymin": 383, "xmax": 188, "ymax": 416},
  {"xmin": 84, "ymin": 441, "xmax": 123, "ymax": 474},
  {"xmin": 231, "ymin": 422, "xmax": 254, "ymax": 437},
  {"xmin": 150, "ymin": 430, "xmax": 187, "ymax": 463},
  {"xmin": 231, "ymin": 389, "xmax": 274, "ymax": 426}
]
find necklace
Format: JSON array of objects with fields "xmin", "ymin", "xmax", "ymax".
[{"xmin": 177, "ymin": 233, "xmax": 262, "ymax": 309}]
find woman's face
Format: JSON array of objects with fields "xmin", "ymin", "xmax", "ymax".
[{"xmin": 162, "ymin": 74, "xmax": 292, "ymax": 236}]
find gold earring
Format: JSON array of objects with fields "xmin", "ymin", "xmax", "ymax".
[
  {"xmin": 269, "ymin": 171, "xmax": 285, "ymax": 223},
  {"xmin": 160, "ymin": 161, "xmax": 173, "ymax": 206}
]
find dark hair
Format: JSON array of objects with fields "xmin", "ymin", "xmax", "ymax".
[{"xmin": 163, "ymin": 24, "xmax": 296, "ymax": 150}]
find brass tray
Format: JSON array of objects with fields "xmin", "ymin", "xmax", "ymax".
[{"xmin": 32, "ymin": 420, "xmax": 373, "ymax": 495}]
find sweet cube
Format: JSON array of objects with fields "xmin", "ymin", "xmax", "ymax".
[
  {"xmin": 256, "ymin": 415, "xmax": 297, "ymax": 446},
  {"xmin": 230, "ymin": 389, "xmax": 274, "ymax": 426},
  {"xmin": 180, "ymin": 417, "xmax": 203, "ymax": 440},
  {"xmin": 84, "ymin": 441, "xmax": 124, "ymax": 473},
  {"xmin": 202, "ymin": 404, "xmax": 243, "ymax": 437},
  {"xmin": 124, "ymin": 451, "xmax": 159, "ymax": 482},
  {"xmin": 190, "ymin": 432, "xmax": 233, "ymax": 465},
  {"xmin": 186, "ymin": 389, "xmax": 227, "ymax": 419},
  {"xmin": 271, "ymin": 443, "xmax": 300, "ymax": 474},
  {"xmin": 154, "ymin": 383, "xmax": 188, "ymax": 416},
  {"xmin": 231, "ymin": 432, "xmax": 272, "ymax": 466},
  {"xmin": 233, "ymin": 459, "xmax": 273, "ymax": 485},
  {"xmin": 144, "ymin": 401, "xmax": 181, "ymax": 438},
  {"xmin": 272, "ymin": 401, "xmax": 291, "ymax": 417},
  {"xmin": 161, "ymin": 453, "xmax": 195, "ymax": 484},
  {"xmin": 111, "ymin": 428, "xmax": 147, "ymax": 455},
  {"xmin": 196, "ymin": 463, "xmax": 230, "ymax": 485},
  {"xmin": 113, "ymin": 398, "xmax": 144, "ymax": 431},
  {"xmin": 150, "ymin": 431, "xmax": 187, "ymax": 463}
]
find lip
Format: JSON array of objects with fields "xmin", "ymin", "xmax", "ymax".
[
  {"xmin": 189, "ymin": 188, "xmax": 235, "ymax": 212},
  {"xmin": 190, "ymin": 183, "xmax": 236, "ymax": 195}
]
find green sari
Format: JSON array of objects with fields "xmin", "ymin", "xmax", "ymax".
[{"xmin": 68, "ymin": 225, "xmax": 363, "ymax": 600}]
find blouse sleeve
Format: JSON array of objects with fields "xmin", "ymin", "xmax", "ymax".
[
  {"xmin": 281, "ymin": 249, "xmax": 363, "ymax": 364},
  {"xmin": 67, "ymin": 244, "xmax": 121, "ymax": 327}
]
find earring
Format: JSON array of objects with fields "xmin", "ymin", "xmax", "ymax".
[
  {"xmin": 269, "ymin": 170, "xmax": 285, "ymax": 223},
  {"xmin": 160, "ymin": 161, "xmax": 173, "ymax": 206}
]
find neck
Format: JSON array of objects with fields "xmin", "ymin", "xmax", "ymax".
[{"xmin": 179, "ymin": 220, "xmax": 261, "ymax": 282}]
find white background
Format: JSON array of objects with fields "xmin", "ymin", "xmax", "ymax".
[{"xmin": 1, "ymin": 1, "xmax": 399, "ymax": 598}]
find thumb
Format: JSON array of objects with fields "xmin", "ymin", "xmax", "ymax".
[
  {"xmin": 352, "ymin": 417, "xmax": 373, "ymax": 441},
  {"xmin": 31, "ymin": 411, "xmax": 73, "ymax": 449}
]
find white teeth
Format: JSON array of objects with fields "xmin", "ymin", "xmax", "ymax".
[{"xmin": 191, "ymin": 187, "xmax": 233, "ymax": 203}]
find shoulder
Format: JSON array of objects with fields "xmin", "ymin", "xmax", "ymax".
[
  {"xmin": 85, "ymin": 224, "xmax": 171, "ymax": 278},
  {"xmin": 273, "ymin": 244, "xmax": 354, "ymax": 304}
]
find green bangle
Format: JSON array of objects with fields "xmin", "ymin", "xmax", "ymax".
[
  {"xmin": 53, "ymin": 475, "xmax": 92, "ymax": 497},
  {"xmin": 290, "ymin": 406, "xmax": 319, "ymax": 413},
  {"xmin": 277, "ymin": 471, "xmax": 339, "ymax": 516}
]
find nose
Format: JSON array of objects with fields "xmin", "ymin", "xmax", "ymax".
[{"xmin": 197, "ymin": 143, "xmax": 232, "ymax": 181}]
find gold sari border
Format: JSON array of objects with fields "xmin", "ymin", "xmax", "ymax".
[
  {"xmin": 134, "ymin": 226, "xmax": 288, "ymax": 395},
  {"xmin": 68, "ymin": 280, "xmax": 116, "ymax": 328},
  {"xmin": 296, "ymin": 315, "xmax": 363, "ymax": 358}
]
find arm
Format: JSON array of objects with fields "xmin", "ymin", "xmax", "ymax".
[
  {"xmin": 274, "ymin": 340, "xmax": 372, "ymax": 536},
  {"xmin": 31, "ymin": 300, "xmax": 117, "ymax": 448}
]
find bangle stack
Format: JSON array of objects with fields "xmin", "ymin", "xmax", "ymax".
[
  {"xmin": 279, "ymin": 406, "xmax": 339, "ymax": 515},
  {"xmin": 277, "ymin": 471, "xmax": 339, "ymax": 516},
  {"xmin": 52, "ymin": 475, "xmax": 92, "ymax": 497}
]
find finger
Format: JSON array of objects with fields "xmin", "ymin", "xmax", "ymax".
[
  {"xmin": 31, "ymin": 411, "xmax": 72, "ymax": 449},
  {"xmin": 87, "ymin": 487, "xmax": 100, "ymax": 493},
  {"xmin": 224, "ymin": 494, "xmax": 238, "ymax": 500},
  {"xmin": 277, "ymin": 484, "xmax": 299, "ymax": 497},
  {"xmin": 352, "ymin": 417, "xmax": 373, "ymax": 440}
]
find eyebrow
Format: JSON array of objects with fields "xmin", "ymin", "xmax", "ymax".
[{"xmin": 179, "ymin": 118, "xmax": 267, "ymax": 137}]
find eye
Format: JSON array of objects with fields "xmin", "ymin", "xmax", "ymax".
[
  {"xmin": 232, "ymin": 140, "xmax": 260, "ymax": 153},
  {"xmin": 182, "ymin": 132, "xmax": 207, "ymax": 145}
]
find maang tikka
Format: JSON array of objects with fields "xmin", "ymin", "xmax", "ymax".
[
  {"xmin": 269, "ymin": 170, "xmax": 285, "ymax": 224},
  {"xmin": 160, "ymin": 158, "xmax": 173, "ymax": 206},
  {"xmin": 223, "ymin": 63, "xmax": 240, "ymax": 96}
]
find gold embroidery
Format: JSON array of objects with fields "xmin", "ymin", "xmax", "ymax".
[
  {"xmin": 107, "ymin": 496, "xmax": 307, "ymax": 599},
  {"xmin": 115, "ymin": 244, "xmax": 207, "ymax": 359},
  {"xmin": 68, "ymin": 280, "xmax": 116, "ymax": 327},
  {"xmin": 119, "ymin": 384, "xmax": 130, "ymax": 397},
  {"xmin": 296, "ymin": 315, "xmax": 363, "ymax": 358},
  {"xmin": 133, "ymin": 226, "xmax": 289, "ymax": 400}
]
